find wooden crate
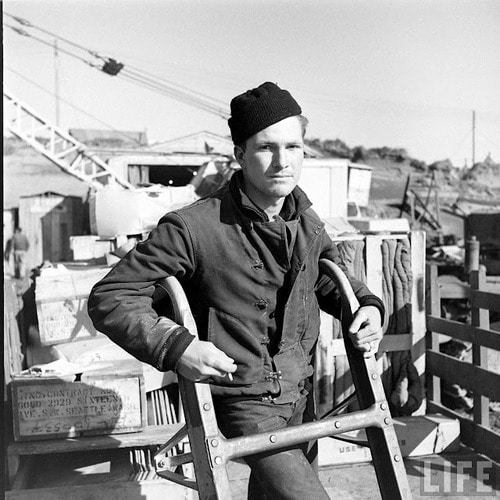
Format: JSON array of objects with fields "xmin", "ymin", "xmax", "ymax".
[
  {"xmin": 316, "ymin": 230, "xmax": 427, "ymax": 416},
  {"xmin": 11, "ymin": 363, "xmax": 146, "ymax": 442},
  {"xmin": 35, "ymin": 267, "xmax": 111, "ymax": 345},
  {"xmin": 318, "ymin": 414, "xmax": 460, "ymax": 466},
  {"xmin": 69, "ymin": 235, "xmax": 114, "ymax": 261}
]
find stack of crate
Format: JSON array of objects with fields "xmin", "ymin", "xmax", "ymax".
[{"xmin": 10, "ymin": 265, "xmax": 149, "ymax": 442}]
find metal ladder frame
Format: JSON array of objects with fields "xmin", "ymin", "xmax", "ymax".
[
  {"xmin": 154, "ymin": 259, "xmax": 412, "ymax": 499},
  {"xmin": 3, "ymin": 90, "xmax": 135, "ymax": 191}
]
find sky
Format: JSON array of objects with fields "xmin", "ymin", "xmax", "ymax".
[{"xmin": 3, "ymin": 0, "xmax": 500, "ymax": 166}]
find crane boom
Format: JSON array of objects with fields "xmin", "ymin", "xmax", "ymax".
[{"xmin": 3, "ymin": 90, "xmax": 135, "ymax": 190}]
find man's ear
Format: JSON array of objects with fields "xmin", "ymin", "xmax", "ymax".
[{"xmin": 234, "ymin": 145, "xmax": 245, "ymax": 167}]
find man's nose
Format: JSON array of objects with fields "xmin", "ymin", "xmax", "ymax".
[{"xmin": 273, "ymin": 147, "xmax": 288, "ymax": 169}]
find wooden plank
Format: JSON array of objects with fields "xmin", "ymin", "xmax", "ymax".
[
  {"xmin": 35, "ymin": 268, "xmax": 112, "ymax": 302},
  {"xmin": 8, "ymin": 423, "xmax": 184, "ymax": 456},
  {"xmin": 475, "ymin": 327, "xmax": 500, "ymax": 351},
  {"xmin": 475, "ymin": 365, "xmax": 500, "ymax": 402},
  {"xmin": 439, "ymin": 282, "xmax": 470, "ymax": 300},
  {"xmin": 474, "ymin": 422, "xmax": 500, "ymax": 463},
  {"xmin": 331, "ymin": 334, "xmax": 412, "ymax": 356},
  {"xmin": 348, "ymin": 218, "xmax": 410, "ymax": 233},
  {"xmin": 426, "ymin": 264, "xmax": 441, "ymax": 404},
  {"xmin": 332, "ymin": 233, "xmax": 412, "ymax": 242},
  {"xmin": 410, "ymin": 230, "xmax": 426, "ymax": 415},
  {"xmin": 426, "ymin": 316, "xmax": 473, "ymax": 343},
  {"xmin": 470, "ymin": 269, "xmax": 490, "ymax": 428},
  {"xmin": 472, "ymin": 290, "xmax": 500, "ymax": 313},
  {"xmin": 4, "ymin": 280, "xmax": 24, "ymax": 385},
  {"xmin": 364, "ymin": 235, "xmax": 384, "ymax": 299},
  {"xmin": 426, "ymin": 316, "xmax": 500, "ymax": 350},
  {"xmin": 427, "ymin": 351, "xmax": 474, "ymax": 392},
  {"xmin": 427, "ymin": 351, "xmax": 500, "ymax": 401}
]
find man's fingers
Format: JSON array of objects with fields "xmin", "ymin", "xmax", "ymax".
[
  {"xmin": 348, "ymin": 306, "xmax": 383, "ymax": 353},
  {"xmin": 207, "ymin": 345, "xmax": 237, "ymax": 373},
  {"xmin": 350, "ymin": 329, "xmax": 382, "ymax": 352},
  {"xmin": 200, "ymin": 366, "xmax": 233, "ymax": 379},
  {"xmin": 211, "ymin": 357, "xmax": 237, "ymax": 374},
  {"xmin": 177, "ymin": 340, "xmax": 237, "ymax": 381},
  {"xmin": 351, "ymin": 325, "xmax": 380, "ymax": 341},
  {"xmin": 348, "ymin": 312, "xmax": 366, "ymax": 334}
]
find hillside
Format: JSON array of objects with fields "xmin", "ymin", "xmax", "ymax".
[
  {"xmin": 305, "ymin": 137, "xmax": 500, "ymax": 202},
  {"xmin": 4, "ymin": 136, "xmax": 499, "ymax": 214}
]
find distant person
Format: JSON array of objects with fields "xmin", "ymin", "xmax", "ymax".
[
  {"xmin": 11, "ymin": 227, "xmax": 30, "ymax": 279},
  {"xmin": 88, "ymin": 82, "xmax": 384, "ymax": 499}
]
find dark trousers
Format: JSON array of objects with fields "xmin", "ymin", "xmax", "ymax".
[{"xmin": 215, "ymin": 395, "xmax": 330, "ymax": 500}]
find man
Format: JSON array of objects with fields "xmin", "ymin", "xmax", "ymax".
[
  {"xmin": 88, "ymin": 82, "xmax": 384, "ymax": 499},
  {"xmin": 10, "ymin": 227, "xmax": 30, "ymax": 279}
]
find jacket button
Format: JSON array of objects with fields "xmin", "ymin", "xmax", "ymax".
[{"xmin": 255, "ymin": 299, "xmax": 268, "ymax": 310}]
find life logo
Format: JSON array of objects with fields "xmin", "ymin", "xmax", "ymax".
[{"xmin": 420, "ymin": 458, "xmax": 498, "ymax": 496}]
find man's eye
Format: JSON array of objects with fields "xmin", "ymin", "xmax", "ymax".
[{"xmin": 288, "ymin": 144, "xmax": 302, "ymax": 149}]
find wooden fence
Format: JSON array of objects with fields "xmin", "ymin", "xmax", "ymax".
[{"xmin": 426, "ymin": 264, "xmax": 500, "ymax": 461}]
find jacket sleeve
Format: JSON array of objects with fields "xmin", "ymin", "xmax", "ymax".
[
  {"xmin": 315, "ymin": 232, "xmax": 385, "ymax": 322},
  {"xmin": 87, "ymin": 212, "xmax": 197, "ymax": 372}
]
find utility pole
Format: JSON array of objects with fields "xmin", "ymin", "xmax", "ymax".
[
  {"xmin": 472, "ymin": 110, "xmax": 476, "ymax": 167},
  {"xmin": 54, "ymin": 39, "xmax": 60, "ymax": 126}
]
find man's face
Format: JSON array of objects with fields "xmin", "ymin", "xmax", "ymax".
[{"xmin": 234, "ymin": 116, "xmax": 304, "ymax": 208}]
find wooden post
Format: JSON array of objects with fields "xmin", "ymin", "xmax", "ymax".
[
  {"xmin": 465, "ymin": 236, "xmax": 480, "ymax": 275},
  {"xmin": 364, "ymin": 235, "xmax": 384, "ymax": 299},
  {"xmin": 434, "ymin": 189, "xmax": 441, "ymax": 228},
  {"xmin": 425, "ymin": 263, "xmax": 441, "ymax": 405},
  {"xmin": 410, "ymin": 231, "xmax": 426, "ymax": 414},
  {"xmin": 399, "ymin": 173, "xmax": 411, "ymax": 218},
  {"xmin": 470, "ymin": 268, "xmax": 490, "ymax": 431}
]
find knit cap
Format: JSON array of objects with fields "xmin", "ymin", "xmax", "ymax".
[{"xmin": 228, "ymin": 82, "xmax": 302, "ymax": 145}]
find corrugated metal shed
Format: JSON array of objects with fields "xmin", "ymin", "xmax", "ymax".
[
  {"xmin": 69, "ymin": 128, "xmax": 148, "ymax": 147},
  {"xmin": 152, "ymin": 130, "xmax": 323, "ymax": 158}
]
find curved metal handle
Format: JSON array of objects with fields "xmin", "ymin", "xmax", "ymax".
[
  {"xmin": 156, "ymin": 277, "xmax": 199, "ymax": 337},
  {"xmin": 319, "ymin": 259, "xmax": 377, "ymax": 358},
  {"xmin": 319, "ymin": 258, "xmax": 360, "ymax": 318}
]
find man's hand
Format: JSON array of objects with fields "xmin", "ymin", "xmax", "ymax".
[
  {"xmin": 348, "ymin": 305, "xmax": 383, "ymax": 356},
  {"xmin": 176, "ymin": 339, "xmax": 237, "ymax": 382}
]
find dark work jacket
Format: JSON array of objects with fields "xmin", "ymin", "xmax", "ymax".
[{"xmin": 88, "ymin": 172, "xmax": 384, "ymax": 403}]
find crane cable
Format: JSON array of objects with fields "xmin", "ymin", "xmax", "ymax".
[
  {"xmin": 4, "ymin": 12, "xmax": 230, "ymax": 119},
  {"xmin": 120, "ymin": 69, "xmax": 229, "ymax": 117},
  {"xmin": 4, "ymin": 12, "xmax": 106, "ymax": 60},
  {"xmin": 4, "ymin": 23, "xmax": 100, "ymax": 69},
  {"xmin": 5, "ymin": 65, "xmax": 145, "ymax": 146}
]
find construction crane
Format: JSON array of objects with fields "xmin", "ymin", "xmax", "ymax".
[
  {"xmin": 4, "ymin": 12, "xmax": 231, "ymax": 120},
  {"xmin": 4, "ymin": 90, "xmax": 135, "ymax": 191},
  {"xmin": 4, "ymin": 13, "xmax": 233, "ymax": 192}
]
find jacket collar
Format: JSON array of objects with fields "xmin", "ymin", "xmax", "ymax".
[{"xmin": 229, "ymin": 170, "xmax": 313, "ymax": 223}]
